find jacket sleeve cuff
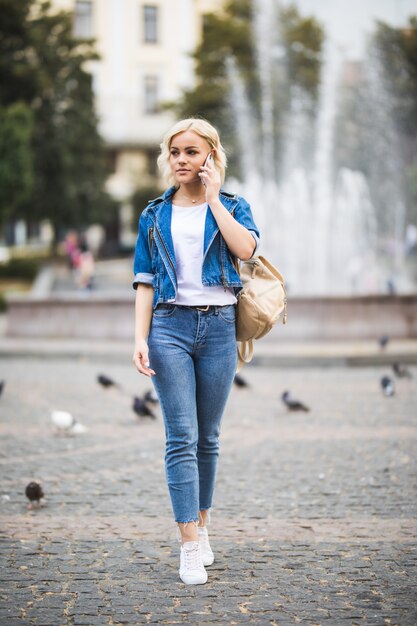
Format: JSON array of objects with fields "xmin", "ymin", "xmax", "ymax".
[
  {"xmin": 132, "ymin": 272, "xmax": 154, "ymax": 290},
  {"xmin": 249, "ymin": 231, "xmax": 260, "ymax": 257}
]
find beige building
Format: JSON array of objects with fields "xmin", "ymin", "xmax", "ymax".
[{"xmin": 48, "ymin": 0, "xmax": 223, "ymax": 216}]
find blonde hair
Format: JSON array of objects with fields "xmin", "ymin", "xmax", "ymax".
[{"xmin": 157, "ymin": 118, "xmax": 227, "ymax": 186}]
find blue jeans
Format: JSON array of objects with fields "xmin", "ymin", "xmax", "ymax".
[{"xmin": 148, "ymin": 304, "xmax": 238, "ymax": 524}]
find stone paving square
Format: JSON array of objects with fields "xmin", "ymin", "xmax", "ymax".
[{"xmin": 0, "ymin": 354, "xmax": 416, "ymax": 625}]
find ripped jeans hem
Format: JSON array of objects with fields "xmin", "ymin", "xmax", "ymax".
[{"xmin": 175, "ymin": 509, "xmax": 211, "ymax": 526}]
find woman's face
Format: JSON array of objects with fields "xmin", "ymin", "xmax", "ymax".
[{"xmin": 169, "ymin": 130, "xmax": 212, "ymax": 186}]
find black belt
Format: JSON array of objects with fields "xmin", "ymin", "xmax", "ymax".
[
  {"xmin": 180, "ymin": 304, "xmax": 214, "ymax": 312},
  {"xmin": 158, "ymin": 303, "xmax": 234, "ymax": 313}
]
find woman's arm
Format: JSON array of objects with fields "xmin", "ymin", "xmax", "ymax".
[
  {"xmin": 200, "ymin": 160, "xmax": 256, "ymax": 261},
  {"xmin": 207, "ymin": 197, "xmax": 256, "ymax": 260},
  {"xmin": 133, "ymin": 284, "xmax": 155, "ymax": 377}
]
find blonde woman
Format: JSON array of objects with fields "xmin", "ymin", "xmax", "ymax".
[{"xmin": 132, "ymin": 118, "xmax": 259, "ymax": 585}]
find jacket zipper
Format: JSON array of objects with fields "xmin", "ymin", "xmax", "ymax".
[
  {"xmin": 154, "ymin": 224, "xmax": 176, "ymax": 278},
  {"xmin": 148, "ymin": 227, "xmax": 154, "ymax": 256},
  {"xmin": 219, "ymin": 237, "xmax": 226, "ymax": 290}
]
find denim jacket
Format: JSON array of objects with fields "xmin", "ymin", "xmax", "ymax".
[{"xmin": 132, "ymin": 185, "xmax": 260, "ymax": 308}]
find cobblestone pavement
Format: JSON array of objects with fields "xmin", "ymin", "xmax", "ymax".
[{"xmin": 0, "ymin": 355, "xmax": 416, "ymax": 625}]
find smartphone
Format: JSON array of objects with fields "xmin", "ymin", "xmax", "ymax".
[{"xmin": 201, "ymin": 153, "xmax": 213, "ymax": 187}]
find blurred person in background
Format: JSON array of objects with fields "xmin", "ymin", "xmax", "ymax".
[
  {"xmin": 64, "ymin": 230, "xmax": 80, "ymax": 270},
  {"xmin": 132, "ymin": 118, "xmax": 260, "ymax": 585},
  {"xmin": 77, "ymin": 236, "xmax": 95, "ymax": 291}
]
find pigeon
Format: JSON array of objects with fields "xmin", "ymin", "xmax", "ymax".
[
  {"xmin": 144, "ymin": 389, "xmax": 159, "ymax": 404},
  {"xmin": 97, "ymin": 374, "xmax": 120, "ymax": 389},
  {"xmin": 51, "ymin": 410, "xmax": 88, "ymax": 435},
  {"xmin": 233, "ymin": 373, "xmax": 249, "ymax": 388},
  {"xmin": 69, "ymin": 422, "xmax": 88, "ymax": 434},
  {"xmin": 392, "ymin": 362, "xmax": 412, "ymax": 379},
  {"xmin": 0, "ymin": 380, "xmax": 4, "ymax": 397},
  {"xmin": 378, "ymin": 335, "xmax": 390, "ymax": 350},
  {"xmin": 381, "ymin": 376, "xmax": 395, "ymax": 397},
  {"xmin": 281, "ymin": 390, "xmax": 310, "ymax": 412},
  {"xmin": 132, "ymin": 396, "xmax": 156, "ymax": 419},
  {"xmin": 25, "ymin": 481, "xmax": 45, "ymax": 509}
]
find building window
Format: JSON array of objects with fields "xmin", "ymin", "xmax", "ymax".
[
  {"xmin": 74, "ymin": 1, "xmax": 93, "ymax": 38},
  {"xmin": 144, "ymin": 75, "xmax": 159, "ymax": 114},
  {"xmin": 143, "ymin": 5, "xmax": 158, "ymax": 44}
]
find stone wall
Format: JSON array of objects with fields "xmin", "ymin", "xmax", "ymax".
[{"xmin": 5, "ymin": 293, "xmax": 417, "ymax": 340}]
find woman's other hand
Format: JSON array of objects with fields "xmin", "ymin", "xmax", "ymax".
[{"xmin": 133, "ymin": 339, "xmax": 155, "ymax": 377}]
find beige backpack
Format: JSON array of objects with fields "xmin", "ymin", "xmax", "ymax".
[{"xmin": 235, "ymin": 255, "xmax": 287, "ymax": 370}]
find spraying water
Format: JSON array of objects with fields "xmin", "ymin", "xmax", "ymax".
[{"xmin": 227, "ymin": 0, "xmax": 412, "ymax": 294}]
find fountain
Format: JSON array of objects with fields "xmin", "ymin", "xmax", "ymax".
[{"xmin": 226, "ymin": 0, "xmax": 414, "ymax": 296}]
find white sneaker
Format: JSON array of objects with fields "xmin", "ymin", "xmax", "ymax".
[
  {"xmin": 198, "ymin": 526, "xmax": 214, "ymax": 566},
  {"xmin": 179, "ymin": 541, "xmax": 208, "ymax": 585}
]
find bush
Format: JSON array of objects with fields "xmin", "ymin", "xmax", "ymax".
[
  {"xmin": 0, "ymin": 293, "xmax": 6, "ymax": 312},
  {"xmin": 0, "ymin": 257, "xmax": 40, "ymax": 280}
]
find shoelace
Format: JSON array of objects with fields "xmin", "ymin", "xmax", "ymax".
[{"xmin": 183, "ymin": 544, "xmax": 204, "ymax": 571}]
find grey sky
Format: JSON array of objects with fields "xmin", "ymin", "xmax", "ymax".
[{"xmin": 280, "ymin": 0, "xmax": 417, "ymax": 58}]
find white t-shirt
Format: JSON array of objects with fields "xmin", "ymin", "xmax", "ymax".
[{"xmin": 171, "ymin": 202, "xmax": 237, "ymax": 306}]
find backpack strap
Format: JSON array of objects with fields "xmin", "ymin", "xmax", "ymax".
[{"xmin": 237, "ymin": 339, "xmax": 254, "ymax": 365}]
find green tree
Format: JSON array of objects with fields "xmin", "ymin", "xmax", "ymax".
[
  {"xmin": 335, "ymin": 16, "xmax": 417, "ymax": 229},
  {"xmin": 373, "ymin": 17, "xmax": 417, "ymax": 136},
  {"xmin": 0, "ymin": 0, "xmax": 38, "ymax": 106},
  {"xmin": 0, "ymin": 0, "xmax": 116, "ymax": 245},
  {"xmin": 0, "ymin": 102, "xmax": 34, "ymax": 223},
  {"xmin": 280, "ymin": 6, "xmax": 323, "ymax": 101},
  {"xmin": 374, "ymin": 17, "xmax": 417, "ymax": 226}
]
